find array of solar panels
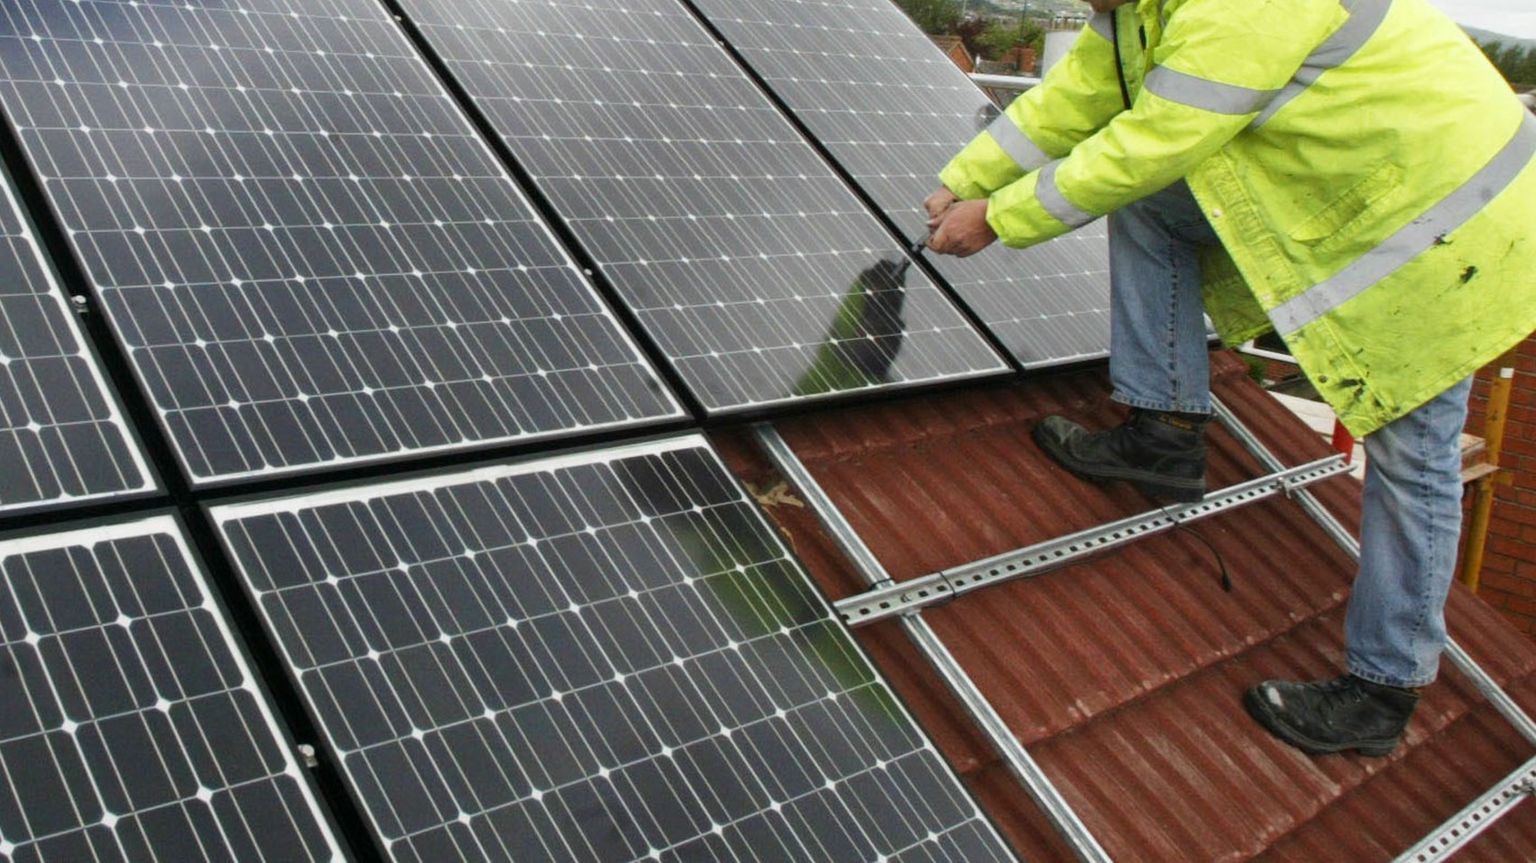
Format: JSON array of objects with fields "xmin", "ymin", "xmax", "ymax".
[
  {"xmin": 211, "ymin": 437, "xmax": 1012, "ymax": 862},
  {"xmin": 0, "ymin": 0, "xmax": 1116, "ymax": 858},
  {"xmin": 392, "ymin": 0, "xmax": 1009, "ymax": 411},
  {"xmin": 0, "ymin": 0, "xmax": 684, "ymax": 484}
]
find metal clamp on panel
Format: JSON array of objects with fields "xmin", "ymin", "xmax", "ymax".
[{"xmin": 836, "ymin": 454, "xmax": 1349, "ymax": 627}]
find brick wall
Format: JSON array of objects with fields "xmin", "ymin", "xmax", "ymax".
[{"xmin": 1462, "ymin": 333, "xmax": 1536, "ymax": 635}]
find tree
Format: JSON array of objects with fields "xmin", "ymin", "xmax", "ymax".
[
  {"xmin": 1517, "ymin": 45, "xmax": 1536, "ymax": 86},
  {"xmin": 894, "ymin": 0, "xmax": 963, "ymax": 34},
  {"xmin": 1476, "ymin": 39, "xmax": 1536, "ymax": 87},
  {"xmin": 954, "ymin": 14, "xmax": 995, "ymax": 57},
  {"xmin": 975, "ymin": 16, "xmax": 1046, "ymax": 61}
]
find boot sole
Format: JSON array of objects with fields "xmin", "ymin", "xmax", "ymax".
[
  {"xmin": 1242, "ymin": 687, "xmax": 1399, "ymax": 757},
  {"xmin": 1031, "ymin": 425, "xmax": 1206, "ymax": 503}
]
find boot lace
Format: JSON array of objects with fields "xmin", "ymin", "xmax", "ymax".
[{"xmin": 1315, "ymin": 676, "xmax": 1367, "ymax": 723}]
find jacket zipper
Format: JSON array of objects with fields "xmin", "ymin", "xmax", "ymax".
[{"xmin": 1110, "ymin": 11, "xmax": 1133, "ymax": 110}]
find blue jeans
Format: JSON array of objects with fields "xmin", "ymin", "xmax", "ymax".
[{"xmin": 1110, "ymin": 181, "xmax": 1470, "ymax": 688}]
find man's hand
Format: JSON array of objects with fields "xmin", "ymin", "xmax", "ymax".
[
  {"xmin": 928, "ymin": 199, "xmax": 997, "ymax": 258},
  {"xmin": 923, "ymin": 188, "xmax": 959, "ymax": 225}
]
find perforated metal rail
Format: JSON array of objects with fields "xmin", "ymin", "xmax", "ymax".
[
  {"xmin": 1212, "ymin": 398, "xmax": 1536, "ymax": 747},
  {"xmin": 761, "ymin": 398, "xmax": 1536, "ymax": 862},
  {"xmin": 1394, "ymin": 757, "xmax": 1536, "ymax": 862},
  {"xmin": 835, "ymin": 454, "xmax": 1348, "ymax": 626},
  {"xmin": 1212, "ymin": 398, "xmax": 1536, "ymax": 862}
]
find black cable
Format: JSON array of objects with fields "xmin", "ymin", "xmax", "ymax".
[{"xmin": 1173, "ymin": 520, "xmax": 1234, "ymax": 592}]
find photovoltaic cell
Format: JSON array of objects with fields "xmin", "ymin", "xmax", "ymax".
[
  {"xmin": 212, "ymin": 436, "xmax": 1015, "ymax": 862},
  {"xmin": 0, "ymin": 516, "xmax": 342, "ymax": 862},
  {"xmin": 395, "ymin": 0, "xmax": 1010, "ymax": 413},
  {"xmin": 0, "ymin": 0, "xmax": 683, "ymax": 486},
  {"xmin": 687, "ymin": 0, "xmax": 1112, "ymax": 367},
  {"xmin": 0, "ymin": 153, "xmax": 153, "ymax": 515}
]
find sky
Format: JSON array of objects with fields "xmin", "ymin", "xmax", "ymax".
[{"xmin": 1427, "ymin": 0, "xmax": 1536, "ymax": 40}]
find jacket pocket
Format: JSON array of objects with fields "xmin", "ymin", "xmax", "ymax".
[{"xmin": 1288, "ymin": 161, "xmax": 1403, "ymax": 247}]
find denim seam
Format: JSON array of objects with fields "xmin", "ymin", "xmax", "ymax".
[
  {"xmin": 1404, "ymin": 417, "xmax": 1436, "ymax": 684},
  {"xmin": 1110, "ymin": 392, "xmax": 1213, "ymax": 414},
  {"xmin": 1167, "ymin": 237, "xmax": 1182, "ymax": 407},
  {"xmin": 1348, "ymin": 666, "xmax": 1434, "ymax": 689}
]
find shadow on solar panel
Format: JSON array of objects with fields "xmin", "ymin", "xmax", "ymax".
[
  {"xmin": 687, "ymin": 0, "xmax": 1113, "ymax": 369},
  {"xmin": 0, "ymin": 0, "xmax": 684, "ymax": 486},
  {"xmin": 211, "ymin": 436, "xmax": 1015, "ymax": 862}
]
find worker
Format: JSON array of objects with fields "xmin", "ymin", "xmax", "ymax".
[{"xmin": 926, "ymin": 0, "xmax": 1536, "ymax": 757}]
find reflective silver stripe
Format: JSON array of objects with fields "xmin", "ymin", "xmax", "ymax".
[
  {"xmin": 1144, "ymin": 66, "xmax": 1281, "ymax": 115},
  {"xmin": 1089, "ymin": 12, "xmax": 1114, "ymax": 41},
  {"xmin": 986, "ymin": 113, "xmax": 1051, "ymax": 172},
  {"xmin": 1271, "ymin": 112, "xmax": 1536, "ymax": 334},
  {"xmin": 1036, "ymin": 160, "xmax": 1095, "ymax": 228},
  {"xmin": 1252, "ymin": 0, "xmax": 1391, "ymax": 128}
]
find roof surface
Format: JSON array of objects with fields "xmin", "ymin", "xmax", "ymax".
[{"xmin": 717, "ymin": 352, "xmax": 1536, "ymax": 862}]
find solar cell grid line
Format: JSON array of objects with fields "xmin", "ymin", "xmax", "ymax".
[
  {"xmin": 0, "ymin": 147, "xmax": 154, "ymax": 516},
  {"xmin": 0, "ymin": 515, "xmax": 344, "ymax": 862},
  {"xmin": 684, "ymin": 0, "xmax": 1113, "ymax": 368},
  {"xmin": 210, "ymin": 435, "xmax": 1017, "ymax": 863},
  {"xmin": 390, "ymin": 0, "xmax": 1011, "ymax": 414},
  {"xmin": 0, "ymin": 0, "xmax": 684, "ymax": 486}
]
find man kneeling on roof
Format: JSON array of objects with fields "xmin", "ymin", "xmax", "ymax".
[{"xmin": 926, "ymin": 0, "xmax": 1536, "ymax": 757}]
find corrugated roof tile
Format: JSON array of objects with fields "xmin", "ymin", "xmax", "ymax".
[{"xmin": 717, "ymin": 352, "xmax": 1536, "ymax": 861}]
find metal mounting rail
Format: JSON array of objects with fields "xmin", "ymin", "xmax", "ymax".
[
  {"xmin": 1213, "ymin": 397, "xmax": 1536, "ymax": 861},
  {"xmin": 753, "ymin": 423, "xmax": 1108, "ymax": 863},
  {"xmin": 1393, "ymin": 756, "xmax": 1536, "ymax": 862},
  {"xmin": 1212, "ymin": 397, "xmax": 1536, "ymax": 748},
  {"xmin": 969, "ymin": 72, "xmax": 1044, "ymax": 92},
  {"xmin": 836, "ymin": 454, "xmax": 1348, "ymax": 626}
]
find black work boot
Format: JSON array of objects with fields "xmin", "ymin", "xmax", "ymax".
[
  {"xmin": 1243, "ymin": 674, "xmax": 1420, "ymax": 757},
  {"xmin": 1032, "ymin": 409, "xmax": 1209, "ymax": 502}
]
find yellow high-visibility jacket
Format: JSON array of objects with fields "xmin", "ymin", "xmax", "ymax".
[{"xmin": 940, "ymin": 0, "xmax": 1536, "ymax": 435}]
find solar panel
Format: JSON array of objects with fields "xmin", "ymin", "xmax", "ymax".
[
  {"xmin": 211, "ymin": 436, "xmax": 1014, "ymax": 862},
  {"xmin": 393, "ymin": 0, "xmax": 1010, "ymax": 414},
  {"xmin": 0, "ymin": 154, "xmax": 153, "ymax": 515},
  {"xmin": 686, "ymin": 0, "xmax": 1112, "ymax": 368},
  {"xmin": 0, "ymin": 0, "xmax": 684, "ymax": 486},
  {"xmin": 0, "ymin": 516, "xmax": 342, "ymax": 861}
]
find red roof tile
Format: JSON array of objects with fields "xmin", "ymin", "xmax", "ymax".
[{"xmin": 717, "ymin": 352, "xmax": 1536, "ymax": 862}]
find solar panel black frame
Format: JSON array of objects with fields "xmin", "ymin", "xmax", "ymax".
[
  {"xmin": 0, "ymin": 513, "xmax": 345, "ymax": 862},
  {"xmin": 0, "ymin": 141, "xmax": 156, "ymax": 517},
  {"xmin": 391, "ymin": 0, "xmax": 1012, "ymax": 415},
  {"xmin": 683, "ymin": 0, "xmax": 1113, "ymax": 369},
  {"xmin": 209, "ymin": 434, "xmax": 1017, "ymax": 863},
  {"xmin": 0, "ymin": 0, "xmax": 686, "ymax": 488}
]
